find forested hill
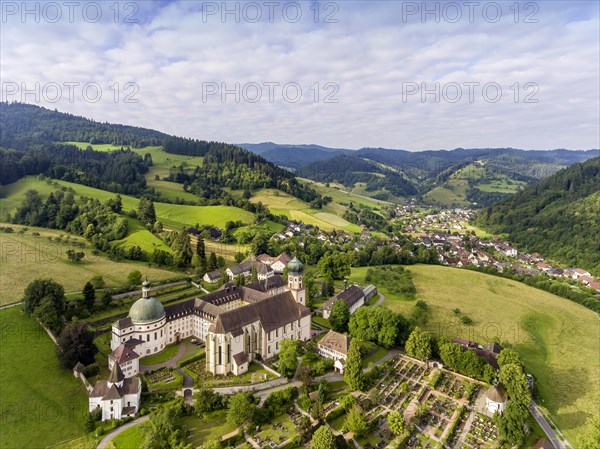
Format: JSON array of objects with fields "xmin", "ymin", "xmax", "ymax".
[
  {"xmin": 476, "ymin": 157, "xmax": 600, "ymax": 275},
  {"xmin": 297, "ymin": 154, "xmax": 418, "ymax": 197},
  {"xmin": 0, "ymin": 102, "xmax": 321, "ymax": 203}
]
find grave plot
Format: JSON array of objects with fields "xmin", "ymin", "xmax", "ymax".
[{"xmin": 462, "ymin": 413, "xmax": 499, "ymax": 448}]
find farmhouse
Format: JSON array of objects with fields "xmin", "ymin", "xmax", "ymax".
[
  {"xmin": 110, "ymin": 258, "xmax": 310, "ymax": 376},
  {"xmin": 320, "ymin": 284, "xmax": 366, "ymax": 320},
  {"xmin": 317, "ymin": 330, "xmax": 350, "ymax": 373},
  {"xmin": 257, "ymin": 252, "xmax": 292, "ymax": 274},
  {"xmin": 203, "ymin": 269, "xmax": 222, "ymax": 284}
]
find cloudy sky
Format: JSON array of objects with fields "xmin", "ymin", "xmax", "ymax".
[{"xmin": 1, "ymin": 0, "xmax": 599, "ymax": 150}]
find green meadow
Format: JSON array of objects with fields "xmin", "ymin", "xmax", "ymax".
[
  {"xmin": 0, "ymin": 176, "xmax": 256, "ymax": 231},
  {"xmin": 251, "ymin": 188, "xmax": 361, "ymax": 232},
  {"xmin": 0, "ymin": 307, "xmax": 89, "ymax": 448},
  {"xmin": 350, "ymin": 264, "xmax": 600, "ymax": 443},
  {"xmin": 0, "ymin": 224, "xmax": 179, "ymax": 305}
]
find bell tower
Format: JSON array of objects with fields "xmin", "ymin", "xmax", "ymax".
[{"xmin": 287, "ymin": 256, "xmax": 306, "ymax": 305}]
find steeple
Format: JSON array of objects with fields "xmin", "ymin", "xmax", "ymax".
[
  {"xmin": 287, "ymin": 257, "xmax": 306, "ymax": 305},
  {"xmin": 107, "ymin": 362, "xmax": 125, "ymax": 388},
  {"xmin": 142, "ymin": 277, "xmax": 151, "ymax": 299}
]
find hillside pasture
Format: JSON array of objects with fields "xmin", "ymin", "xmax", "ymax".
[
  {"xmin": 350, "ymin": 264, "xmax": 599, "ymax": 442},
  {"xmin": 0, "ymin": 176, "xmax": 256, "ymax": 231},
  {"xmin": 0, "ymin": 224, "xmax": 178, "ymax": 305}
]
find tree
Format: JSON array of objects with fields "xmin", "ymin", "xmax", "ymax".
[
  {"xmin": 83, "ymin": 411, "xmax": 95, "ymax": 433},
  {"xmin": 499, "ymin": 363, "xmax": 531, "ymax": 407},
  {"xmin": 344, "ymin": 339, "xmax": 365, "ymax": 391},
  {"xmin": 140, "ymin": 401, "xmax": 190, "ymax": 449},
  {"xmin": 405, "ymin": 327, "xmax": 432, "ymax": 361},
  {"xmin": 497, "ymin": 348, "xmax": 523, "ymax": 369},
  {"xmin": 326, "ymin": 274, "xmax": 335, "ymax": 296},
  {"xmin": 127, "ymin": 270, "xmax": 143, "ymax": 286},
  {"xmin": 208, "ymin": 252, "xmax": 218, "ymax": 271},
  {"xmin": 22, "ymin": 279, "xmax": 65, "ymax": 332},
  {"xmin": 56, "ymin": 323, "xmax": 98, "ymax": 368},
  {"xmin": 495, "ymin": 400, "xmax": 528, "ymax": 446},
  {"xmin": 235, "ymin": 275, "xmax": 246, "ymax": 286},
  {"xmin": 107, "ymin": 194, "xmax": 122, "ymax": 213},
  {"xmin": 251, "ymin": 265, "xmax": 258, "ymax": 283},
  {"xmin": 330, "ymin": 299, "xmax": 350, "ymax": 332},
  {"xmin": 193, "ymin": 387, "xmax": 226, "ymax": 414},
  {"xmin": 82, "ymin": 281, "xmax": 95, "ymax": 310},
  {"xmin": 138, "ymin": 197, "xmax": 156, "ymax": 227},
  {"xmin": 278, "ymin": 339, "xmax": 300, "ymax": 377},
  {"xmin": 344, "ymin": 404, "xmax": 368, "ymax": 437},
  {"xmin": 234, "ymin": 252, "xmax": 245, "ymax": 264},
  {"xmin": 226, "ymin": 393, "xmax": 255, "ymax": 427},
  {"xmin": 311, "ymin": 426, "xmax": 336, "ymax": 449},
  {"xmin": 89, "ymin": 275, "xmax": 105, "ymax": 289},
  {"xmin": 66, "ymin": 249, "xmax": 85, "ymax": 263},
  {"xmin": 295, "ymin": 415, "xmax": 314, "ymax": 444},
  {"xmin": 387, "ymin": 410, "xmax": 406, "ymax": 436},
  {"xmin": 578, "ymin": 415, "xmax": 600, "ymax": 449},
  {"xmin": 172, "ymin": 229, "xmax": 193, "ymax": 268}
]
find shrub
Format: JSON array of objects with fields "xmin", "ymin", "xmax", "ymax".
[{"xmin": 82, "ymin": 363, "xmax": 99, "ymax": 378}]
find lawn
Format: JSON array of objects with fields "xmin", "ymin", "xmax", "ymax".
[
  {"xmin": 0, "ymin": 307, "xmax": 88, "ymax": 448},
  {"xmin": 351, "ymin": 263, "xmax": 600, "ymax": 442},
  {"xmin": 312, "ymin": 316, "xmax": 331, "ymax": 329},
  {"xmin": 140, "ymin": 342, "xmax": 181, "ymax": 365},
  {"xmin": 110, "ymin": 425, "xmax": 144, "ymax": 449},
  {"xmin": 0, "ymin": 224, "xmax": 178, "ymax": 305}
]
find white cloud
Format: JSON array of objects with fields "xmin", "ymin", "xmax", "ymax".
[{"xmin": 1, "ymin": 0, "xmax": 598, "ymax": 150}]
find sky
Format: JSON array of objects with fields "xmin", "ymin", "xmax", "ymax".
[{"xmin": 1, "ymin": 0, "xmax": 599, "ymax": 151}]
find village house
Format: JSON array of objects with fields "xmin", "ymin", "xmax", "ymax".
[
  {"xmin": 203, "ymin": 269, "xmax": 222, "ymax": 284},
  {"xmin": 317, "ymin": 330, "xmax": 350, "ymax": 373}
]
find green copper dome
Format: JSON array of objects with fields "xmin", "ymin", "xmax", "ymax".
[
  {"xmin": 288, "ymin": 256, "xmax": 303, "ymax": 273},
  {"xmin": 129, "ymin": 296, "xmax": 165, "ymax": 323}
]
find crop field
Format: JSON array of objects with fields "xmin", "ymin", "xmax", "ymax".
[
  {"xmin": 350, "ymin": 264, "xmax": 600, "ymax": 442},
  {"xmin": 0, "ymin": 224, "xmax": 178, "ymax": 305},
  {"xmin": 0, "ymin": 307, "xmax": 89, "ymax": 448}
]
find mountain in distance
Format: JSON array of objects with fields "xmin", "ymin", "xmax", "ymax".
[
  {"xmin": 237, "ymin": 142, "xmax": 352, "ymax": 169},
  {"xmin": 476, "ymin": 156, "xmax": 600, "ymax": 275},
  {"xmin": 243, "ymin": 141, "xmax": 599, "ymax": 206}
]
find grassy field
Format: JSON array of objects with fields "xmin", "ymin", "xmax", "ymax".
[
  {"xmin": 0, "ymin": 225, "xmax": 178, "ymax": 305},
  {"xmin": 251, "ymin": 188, "xmax": 361, "ymax": 232},
  {"xmin": 350, "ymin": 264, "xmax": 600, "ymax": 442},
  {"xmin": 298, "ymin": 178, "xmax": 392, "ymax": 209},
  {"xmin": 424, "ymin": 184, "xmax": 470, "ymax": 207},
  {"xmin": 0, "ymin": 176, "xmax": 256, "ymax": 230},
  {"xmin": 0, "ymin": 307, "xmax": 88, "ymax": 448}
]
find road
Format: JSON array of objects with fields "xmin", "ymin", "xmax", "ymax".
[{"xmin": 529, "ymin": 402, "xmax": 572, "ymax": 449}]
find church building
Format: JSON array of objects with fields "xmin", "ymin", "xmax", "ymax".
[{"xmin": 110, "ymin": 257, "xmax": 311, "ymax": 376}]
